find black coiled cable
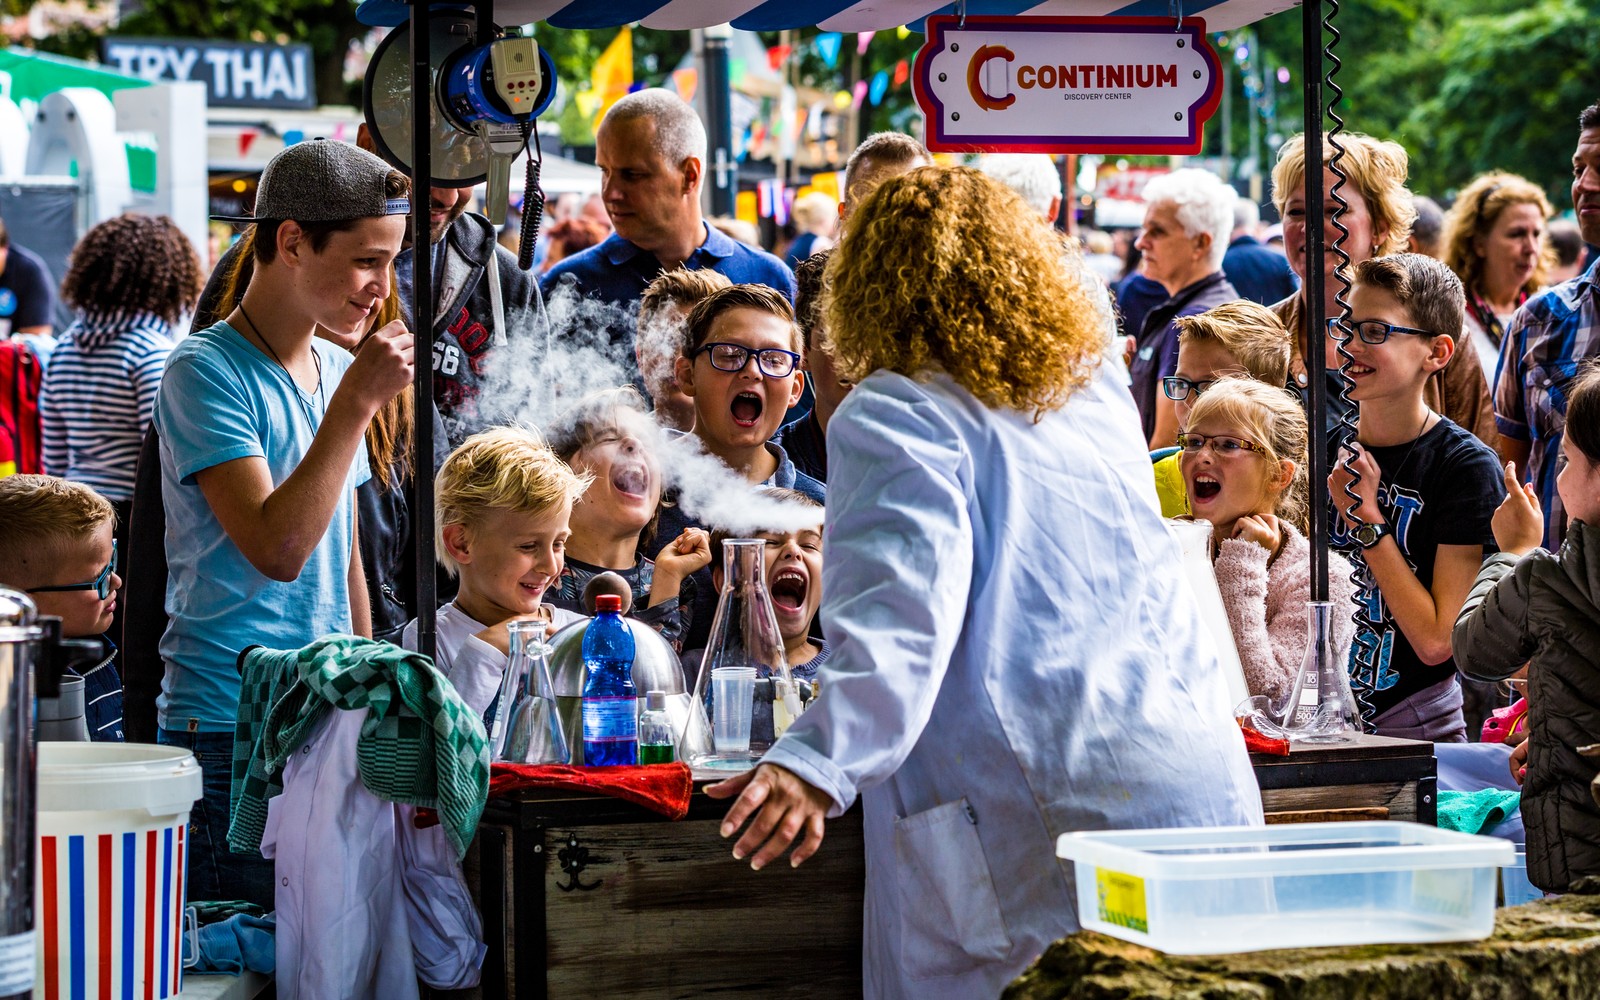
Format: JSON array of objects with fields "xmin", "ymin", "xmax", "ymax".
[
  {"xmin": 518, "ymin": 123, "xmax": 544, "ymax": 272},
  {"xmin": 1323, "ymin": 0, "xmax": 1379, "ymax": 730}
]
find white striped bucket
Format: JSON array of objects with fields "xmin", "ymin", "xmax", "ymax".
[{"xmin": 34, "ymin": 742, "xmax": 202, "ymax": 1000}]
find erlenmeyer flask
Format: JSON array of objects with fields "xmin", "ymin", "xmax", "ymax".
[
  {"xmin": 1280, "ymin": 600, "xmax": 1361, "ymax": 743},
  {"xmin": 684, "ymin": 538, "xmax": 797, "ymax": 771},
  {"xmin": 490, "ymin": 619, "xmax": 571, "ymax": 764}
]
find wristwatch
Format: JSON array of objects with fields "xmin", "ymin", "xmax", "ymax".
[{"xmin": 1352, "ymin": 522, "xmax": 1391, "ymax": 550}]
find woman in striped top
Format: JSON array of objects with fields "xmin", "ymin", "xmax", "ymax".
[{"xmin": 40, "ymin": 214, "xmax": 203, "ymax": 502}]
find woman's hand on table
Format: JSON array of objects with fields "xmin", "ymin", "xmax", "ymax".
[{"xmin": 705, "ymin": 763, "xmax": 831, "ymax": 870}]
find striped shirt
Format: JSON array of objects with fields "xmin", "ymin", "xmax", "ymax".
[
  {"xmin": 1495, "ymin": 258, "xmax": 1600, "ymax": 549},
  {"xmin": 40, "ymin": 311, "xmax": 175, "ymax": 501}
]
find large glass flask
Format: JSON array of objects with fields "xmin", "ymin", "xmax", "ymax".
[
  {"xmin": 1279, "ymin": 600, "xmax": 1361, "ymax": 743},
  {"xmin": 684, "ymin": 539, "xmax": 800, "ymax": 771},
  {"xmin": 490, "ymin": 619, "xmax": 570, "ymax": 765}
]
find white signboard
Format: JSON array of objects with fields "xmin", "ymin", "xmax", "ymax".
[{"xmin": 913, "ymin": 16, "xmax": 1222, "ymax": 155}]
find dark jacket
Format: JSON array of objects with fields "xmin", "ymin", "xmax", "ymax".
[
  {"xmin": 1453, "ymin": 520, "xmax": 1600, "ymax": 893},
  {"xmin": 395, "ymin": 212, "xmax": 540, "ymax": 446},
  {"xmin": 358, "ymin": 406, "xmax": 455, "ymax": 644},
  {"xmin": 1129, "ymin": 271, "xmax": 1239, "ymax": 440},
  {"xmin": 1222, "ymin": 235, "xmax": 1298, "ymax": 306}
]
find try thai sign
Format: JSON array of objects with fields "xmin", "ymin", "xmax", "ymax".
[
  {"xmin": 102, "ymin": 38, "xmax": 316, "ymax": 111},
  {"xmin": 912, "ymin": 16, "xmax": 1222, "ymax": 155}
]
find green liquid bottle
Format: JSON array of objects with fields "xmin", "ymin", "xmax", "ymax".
[{"xmin": 638, "ymin": 690, "xmax": 676, "ymax": 764}]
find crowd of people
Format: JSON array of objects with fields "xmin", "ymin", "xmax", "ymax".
[{"xmin": 0, "ymin": 82, "xmax": 1598, "ymax": 997}]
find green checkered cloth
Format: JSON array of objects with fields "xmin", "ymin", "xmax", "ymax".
[{"xmin": 230, "ymin": 635, "xmax": 489, "ymax": 859}]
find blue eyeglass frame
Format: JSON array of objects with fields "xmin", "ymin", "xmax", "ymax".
[
  {"xmin": 1326, "ymin": 317, "xmax": 1436, "ymax": 345},
  {"xmin": 27, "ymin": 540, "xmax": 118, "ymax": 600}
]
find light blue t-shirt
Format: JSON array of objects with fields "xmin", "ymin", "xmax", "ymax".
[{"xmin": 154, "ymin": 321, "xmax": 370, "ymax": 732}]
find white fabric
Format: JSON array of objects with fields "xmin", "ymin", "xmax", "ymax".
[
  {"xmin": 402, "ymin": 601, "xmax": 584, "ymax": 719},
  {"xmin": 262, "ymin": 709, "xmax": 485, "ymax": 999},
  {"xmin": 762, "ymin": 368, "xmax": 1264, "ymax": 1000}
]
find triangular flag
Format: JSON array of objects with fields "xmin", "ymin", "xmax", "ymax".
[
  {"xmin": 869, "ymin": 69, "xmax": 889, "ymax": 106},
  {"xmin": 856, "ymin": 31, "xmax": 875, "ymax": 55},
  {"xmin": 852, "ymin": 79, "xmax": 868, "ymax": 109},
  {"xmin": 672, "ymin": 67, "xmax": 699, "ymax": 103},
  {"xmin": 833, "ymin": 90, "xmax": 852, "ymax": 110},
  {"xmin": 590, "ymin": 26, "xmax": 634, "ymax": 129},
  {"xmin": 730, "ymin": 58, "xmax": 747, "ymax": 88},
  {"xmin": 767, "ymin": 44, "xmax": 792, "ymax": 71},
  {"xmin": 816, "ymin": 32, "xmax": 842, "ymax": 69},
  {"xmin": 239, "ymin": 130, "xmax": 257, "ymax": 157},
  {"xmin": 893, "ymin": 59, "xmax": 909, "ymax": 87},
  {"xmin": 896, "ymin": 25, "xmax": 911, "ymax": 40}
]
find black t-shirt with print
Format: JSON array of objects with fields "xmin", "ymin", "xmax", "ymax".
[{"xmin": 1330, "ymin": 416, "xmax": 1505, "ymax": 721}]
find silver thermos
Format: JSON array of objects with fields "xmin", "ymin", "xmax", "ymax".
[{"xmin": 0, "ymin": 588, "xmax": 99, "ymax": 1000}]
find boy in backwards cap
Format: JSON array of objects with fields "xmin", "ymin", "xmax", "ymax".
[{"xmin": 153, "ymin": 138, "xmax": 415, "ymax": 905}]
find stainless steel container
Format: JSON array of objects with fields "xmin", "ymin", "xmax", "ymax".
[
  {"xmin": 547, "ymin": 617, "xmax": 690, "ymax": 765},
  {"xmin": 0, "ymin": 589, "xmax": 42, "ymax": 999}
]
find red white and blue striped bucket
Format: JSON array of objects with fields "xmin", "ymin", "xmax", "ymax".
[{"xmin": 34, "ymin": 743, "xmax": 202, "ymax": 1000}]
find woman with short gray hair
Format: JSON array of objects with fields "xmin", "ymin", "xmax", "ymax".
[{"xmin": 1129, "ymin": 167, "xmax": 1241, "ymax": 448}]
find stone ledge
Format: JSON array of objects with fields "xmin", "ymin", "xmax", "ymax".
[{"xmin": 1005, "ymin": 896, "xmax": 1600, "ymax": 1000}]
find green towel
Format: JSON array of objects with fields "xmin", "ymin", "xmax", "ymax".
[
  {"xmin": 230, "ymin": 635, "xmax": 489, "ymax": 858},
  {"xmin": 1437, "ymin": 788, "xmax": 1521, "ymax": 835}
]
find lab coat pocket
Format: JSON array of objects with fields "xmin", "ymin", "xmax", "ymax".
[{"xmin": 894, "ymin": 797, "xmax": 1013, "ymax": 980}]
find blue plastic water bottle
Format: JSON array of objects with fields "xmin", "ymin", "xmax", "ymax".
[{"xmin": 581, "ymin": 594, "xmax": 638, "ymax": 766}]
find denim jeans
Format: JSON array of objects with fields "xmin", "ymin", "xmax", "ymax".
[{"xmin": 157, "ymin": 727, "xmax": 275, "ymax": 907}]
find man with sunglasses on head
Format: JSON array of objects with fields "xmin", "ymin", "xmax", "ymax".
[{"xmin": 0, "ymin": 475, "xmax": 126, "ymax": 740}]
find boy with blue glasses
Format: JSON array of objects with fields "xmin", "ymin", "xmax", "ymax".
[
  {"xmin": 0, "ymin": 474, "xmax": 125, "ymax": 740},
  {"xmin": 1328, "ymin": 253, "xmax": 1504, "ymax": 741}
]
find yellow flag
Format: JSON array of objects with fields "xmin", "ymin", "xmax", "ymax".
[{"xmin": 590, "ymin": 26, "xmax": 634, "ymax": 130}]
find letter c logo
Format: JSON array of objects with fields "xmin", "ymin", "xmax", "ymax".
[{"xmin": 966, "ymin": 44, "xmax": 1016, "ymax": 112}]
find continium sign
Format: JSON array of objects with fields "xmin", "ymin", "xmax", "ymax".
[
  {"xmin": 912, "ymin": 16, "xmax": 1222, "ymax": 155},
  {"xmin": 102, "ymin": 38, "xmax": 315, "ymax": 111}
]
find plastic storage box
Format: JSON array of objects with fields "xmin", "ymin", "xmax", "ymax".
[{"xmin": 1056, "ymin": 821, "xmax": 1514, "ymax": 954}]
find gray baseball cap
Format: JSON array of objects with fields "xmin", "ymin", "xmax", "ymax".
[{"xmin": 213, "ymin": 137, "xmax": 411, "ymax": 225}]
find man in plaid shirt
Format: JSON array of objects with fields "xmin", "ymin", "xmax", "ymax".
[{"xmin": 1496, "ymin": 98, "xmax": 1600, "ymax": 549}]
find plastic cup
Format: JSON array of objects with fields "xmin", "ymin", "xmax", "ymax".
[{"xmin": 712, "ymin": 666, "xmax": 757, "ymax": 753}]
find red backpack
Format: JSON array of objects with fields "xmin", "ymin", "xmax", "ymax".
[{"xmin": 0, "ymin": 338, "xmax": 42, "ymax": 477}]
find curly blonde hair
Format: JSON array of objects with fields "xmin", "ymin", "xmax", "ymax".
[
  {"xmin": 434, "ymin": 427, "xmax": 592, "ymax": 578},
  {"xmin": 1440, "ymin": 171, "xmax": 1554, "ymax": 299},
  {"xmin": 1271, "ymin": 132, "xmax": 1416, "ymax": 258},
  {"xmin": 824, "ymin": 166, "xmax": 1099, "ymax": 418},
  {"xmin": 1182, "ymin": 377, "xmax": 1309, "ymax": 533}
]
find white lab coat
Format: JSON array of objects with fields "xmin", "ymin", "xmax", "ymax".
[
  {"xmin": 763, "ymin": 367, "xmax": 1264, "ymax": 1000},
  {"xmin": 263, "ymin": 708, "xmax": 486, "ymax": 998}
]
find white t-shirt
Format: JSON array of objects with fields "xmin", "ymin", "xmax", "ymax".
[{"xmin": 402, "ymin": 601, "xmax": 583, "ymax": 720}]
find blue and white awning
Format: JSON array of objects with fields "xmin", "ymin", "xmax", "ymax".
[{"xmin": 356, "ymin": 0, "xmax": 1299, "ymax": 33}]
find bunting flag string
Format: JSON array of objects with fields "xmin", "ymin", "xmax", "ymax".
[
  {"xmin": 869, "ymin": 69, "xmax": 889, "ymax": 106},
  {"xmin": 892, "ymin": 59, "xmax": 909, "ymax": 87},
  {"xmin": 815, "ymin": 32, "xmax": 842, "ymax": 68},
  {"xmin": 856, "ymin": 31, "xmax": 876, "ymax": 55}
]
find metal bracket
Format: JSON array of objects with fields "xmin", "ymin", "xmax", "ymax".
[{"xmin": 555, "ymin": 833, "xmax": 602, "ymax": 892}]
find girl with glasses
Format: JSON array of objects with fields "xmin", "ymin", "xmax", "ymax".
[{"xmin": 1181, "ymin": 378, "xmax": 1357, "ymax": 704}]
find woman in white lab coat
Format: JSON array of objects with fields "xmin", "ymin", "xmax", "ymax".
[{"xmin": 707, "ymin": 166, "xmax": 1263, "ymax": 1000}]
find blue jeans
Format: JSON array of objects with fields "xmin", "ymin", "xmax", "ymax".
[{"xmin": 157, "ymin": 728, "xmax": 275, "ymax": 907}]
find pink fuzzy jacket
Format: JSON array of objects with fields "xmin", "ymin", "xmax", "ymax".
[{"xmin": 1213, "ymin": 523, "xmax": 1357, "ymax": 705}]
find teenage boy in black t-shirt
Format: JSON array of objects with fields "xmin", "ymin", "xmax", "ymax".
[{"xmin": 1329, "ymin": 253, "xmax": 1505, "ymax": 742}]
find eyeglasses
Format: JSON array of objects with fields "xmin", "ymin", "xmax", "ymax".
[
  {"xmin": 693, "ymin": 342, "xmax": 801, "ymax": 378},
  {"xmin": 1326, "ymin": 318, "xmax": 1436, "ymax": 345},
  {"xmin": 1175, "ymin": 433, "xmax": 1271, "ymax": 459},
  {"xmin": 27, "ymin": 540, "xmax": 118, "ymax": 601},
  {"xmin": 1162, "ymin": 376, "xmax": 1215, "ymax": 402}
]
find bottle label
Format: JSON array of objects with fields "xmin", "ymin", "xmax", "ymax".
[{"xmin": 583, "ymin": 697, "xmax": 638, "ymax": 742}]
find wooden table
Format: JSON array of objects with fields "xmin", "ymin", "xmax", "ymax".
[
  {"xmin": 466, "ymin": 782, "xmax": 865, "ymax": 1000},
  {"xmin": 1250, "ymin": 733, "xmax": 1437, "ymax": 825}
]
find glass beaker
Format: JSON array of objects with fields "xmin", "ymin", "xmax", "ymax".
[
  {"xmin": 1279, "ymin": 600, "xmax": 1361, "ymax": 743},
  {"xmin": 684, "ymin": 539, "xmax": 796, "ymax": 771},
  {"xmin": 490, "ymin": 619, "xmax": 571, "ymax": 765}
]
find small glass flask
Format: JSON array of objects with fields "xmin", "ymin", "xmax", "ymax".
[
  {"xmin": 490, "ymin": 619, "xmax": 571, "ymax": 765},
  {"xmin": 1280, "ymin": 600, "xmax": 1361, "ymax": 743},
  {"xmin": 683, "ymin": 538, "xmax": 794, "ymax": 771},
  {"xmin": 638, "ymin": 690, "xmax": 676, "ymax": 764}
]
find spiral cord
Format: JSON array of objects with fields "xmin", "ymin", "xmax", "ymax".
[
  {"xmin": 518, "ymin": 123, "xmax": 545, "ymax": 272},
  {"xmin": 1321, "ymin": 0, "xmax": 1378, "ymax": 729}
]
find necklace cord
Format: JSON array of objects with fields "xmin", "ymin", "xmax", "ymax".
[{"xmin": 235, "ymin": 299, "xmax": 325, "ymax": 427}]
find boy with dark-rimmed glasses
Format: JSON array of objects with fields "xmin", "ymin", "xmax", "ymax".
[
  {"xmin": 1327, "ymin": 252, "xmax": 1504, "ymax": 741},
  {"xmin": 0, "ymin": 474, "xmax": 125, "ymax": 739}
]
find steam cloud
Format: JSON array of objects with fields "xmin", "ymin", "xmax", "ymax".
[{"xmin": 473, "ymin": 279, "xmax": 824, "ymax": 536}]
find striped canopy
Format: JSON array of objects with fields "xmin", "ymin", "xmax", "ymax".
[{"xmin": 357, "ymin": 0, "xmax": 1298, "ymax": 33}]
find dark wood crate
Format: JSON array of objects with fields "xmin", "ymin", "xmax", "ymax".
[
  {"xmin": 466, "ymin": 784, "xmax": 865, "ymax": 1000},
  {"xmin": 1251, "ymin": 733, "xmax": 1437, "ymax": 825}
]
